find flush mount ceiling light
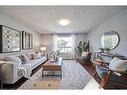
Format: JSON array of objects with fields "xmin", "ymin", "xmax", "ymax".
[{"xmin": 58, "ymin": 19, "xmax": 70, "ymax": 26}]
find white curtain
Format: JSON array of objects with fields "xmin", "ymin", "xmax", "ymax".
[
  {"xmin": 52, "ymin": 34, "xmax": 58, "ymax": 51},
  {"xmin": 70, "ymin": 34, "xmax": 76, "ymax": 59}
]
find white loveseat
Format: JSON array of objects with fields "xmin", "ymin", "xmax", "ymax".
[{"xmin": 0, "ymin": 54, "xmax": 47, "ymax": 84}]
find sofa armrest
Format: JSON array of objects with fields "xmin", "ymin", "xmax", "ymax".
[{"xmin": 0, "ymin": 61, "xmax": 19, "ymax": 84}]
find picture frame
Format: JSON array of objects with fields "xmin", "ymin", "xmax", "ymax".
[
  {"xmin": 0, "ymin": 25, "xmax": 21, "ymax": 53},
  {"xmin": 22, "ymin": 31, "xmax": 33, "ymax": 49}
]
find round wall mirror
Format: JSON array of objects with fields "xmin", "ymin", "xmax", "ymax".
[{"xmin": 101, "ymin": 31, "xmax": 119, "ymax": 50}]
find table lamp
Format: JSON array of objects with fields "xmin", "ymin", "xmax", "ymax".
[{"xmin": 40, "ymin": 47, "xmax": 46, "ymax": 56}]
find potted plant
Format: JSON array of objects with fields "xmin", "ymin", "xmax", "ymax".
[{"xmin": 76, "ymin": 41, "xmax": 89, "ymax": 56}]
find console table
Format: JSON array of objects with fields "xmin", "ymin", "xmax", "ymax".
[{"xmin": 97, "ymin": 52, "xmax": 127, "ymax": 63}]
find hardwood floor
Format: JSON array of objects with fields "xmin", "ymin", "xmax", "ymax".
[{"xmin": 80, "ymin": 62, "xmax": 102, "ymax": 83}]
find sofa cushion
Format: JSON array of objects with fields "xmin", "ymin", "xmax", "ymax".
[
  {"xmin": 33, "ymin": 53, "xmax": 41, "ymax": 59},
  {"xmin": 26, "ymin": 53, "xmax": 33, "ymax": 60},
  {"xmin": 29, "ymin": 57, "xmax": 43, "ymax": 69},
  {"xmin": 18, "ymin": 55, "xmax": 30, "ymax": 64},
  {"xmin": 96, "ymin": 65, "xmax": 108, "ymax": 79},
  {"xmin": 23, "ymin": 54, "xmax": 30, "ymax": 63}
]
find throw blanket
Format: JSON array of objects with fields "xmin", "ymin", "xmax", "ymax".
[{"xmin": 18, "ymin": 64, "xmax": 32, "ymax": 78}]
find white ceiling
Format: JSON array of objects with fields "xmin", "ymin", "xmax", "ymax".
[{"xmin": 0, "ymin": 6, "xmax": 126, "ymax": 34}]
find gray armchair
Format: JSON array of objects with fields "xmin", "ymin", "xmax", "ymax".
[{"xmin": 95, "ymin": 61, "xmax": 127, "ymax": 89}]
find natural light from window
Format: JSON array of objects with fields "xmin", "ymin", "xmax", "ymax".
[{"xmin": 57, "ymin": 36, "xmax": 72, "ymax": 53}]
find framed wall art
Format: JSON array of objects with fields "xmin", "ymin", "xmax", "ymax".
[
  {"xmin": 22, "ymin": 31, "xmax": 33, "ymax": 49},
  {"xmin": 0, "ymin": 25, "xmax": 21, "ymax": 53}
]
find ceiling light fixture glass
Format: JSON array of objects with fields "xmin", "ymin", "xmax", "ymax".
[{"xmin": 58, "ymin": 19, "xmax": 70, "ymax": 26}]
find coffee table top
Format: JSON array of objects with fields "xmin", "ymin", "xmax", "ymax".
[{"xmin": 43, "ymin": 57, "xmax": 63, "ymax": 66}]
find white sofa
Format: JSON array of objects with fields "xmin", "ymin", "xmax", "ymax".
[{"xmin": 0, "ymin": 55, "xmax": 47, "ymax": 84}]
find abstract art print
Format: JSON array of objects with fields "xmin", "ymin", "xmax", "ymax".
[
  {"xmin": 22, "ymin": 31, "xmax": 33, "ymax": 49},
  {"xmin": 0, "ymin": 25, "xmax": 21, "ymax": 53}
]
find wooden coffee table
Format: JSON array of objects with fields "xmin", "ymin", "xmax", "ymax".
[{"xmin": 42, "ymin": 57, "xmax": 63, "ymax": 78}]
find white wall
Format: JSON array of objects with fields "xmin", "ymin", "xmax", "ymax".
[
  {"xmin": 0, "ymin": 12, "xmax": 41, "ymax": 57},
  {"xmin": 88, "ymin": 8, "xmax": 127, "ymax": 56},
  {"xmin": 75, "ymin": 33, "xmax": 88, "ymax": 46}
]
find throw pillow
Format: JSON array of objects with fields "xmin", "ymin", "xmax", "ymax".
[
  {"xmin": 3, "ymin": 55, "xmax": 22, "ymax": 66},
  {"xmin": 109, "ymin": 57, "xmax": 127, "ymax": 75},
  {"xmin": 18, "ymin": 55, "xmax": 28, "ymax": 64},
  {"xmin": 26, "ymin": 53, "xmax": 33, "ymax": 60},
  {"xmin": 23, "ymin": 54, "xmax": 30, "ymax": 63},
  {"xmin": 33, "ymin": 53, "xmax": 41, "ymax": 59},
  {"xmin": 82, "ymin": 52, "xmax": 89, "ymax": 57}
]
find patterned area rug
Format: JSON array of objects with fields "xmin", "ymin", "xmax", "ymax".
[{"xmin": 18, "ymin": 60, "xmax": 92, "ymax": 89}]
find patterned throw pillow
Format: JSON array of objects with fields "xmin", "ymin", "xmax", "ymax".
[
  {"xmin": 18, "ymin": 55, "xmax": 27, "ymax": 64},
  {"xmin": 23, "ymin": 54, "xmax": 30, "ymax": 63}
]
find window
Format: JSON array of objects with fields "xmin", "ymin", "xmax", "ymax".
[
  {"xmin": 57, "ymin": 36, "xmax": 72, "ymax": 53},
  {"xmin": 53, "ymin": 34, "xmax": 76, "ymax": 59}
]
